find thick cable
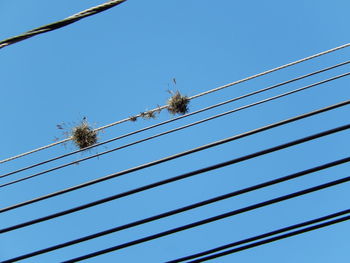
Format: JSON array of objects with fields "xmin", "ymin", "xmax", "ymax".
[
  {"xmin": 2, "ymin": 73, "xmax": 349, "ymax": 189},
  {"xmin": 1, "ymin": 123, "xmax": 349, "ymax": 234},
  {"xmin": 0, "ymin": 0, "xmax": 127, "ymax": 49},
  {"xmin": 2, "ymin": 60, "xmax": 349, "ymax": 180},
  {"xmin": 171, "ymin": 210, "xmax": 350, "ymax": 263},
  {"xmin": 1, "ymin": 43, "xmax": 349, "ymax": 164},
  {"xmin": 62, "ymin": 172, "xmax": 350, "ymax": 262},
  {"xmin": 5, "ymin": 157, "xmax": 349, "ymax": 262},
  {"xmin": 1, "ymin": 102, "xmax": 348, "ymax": 213}
]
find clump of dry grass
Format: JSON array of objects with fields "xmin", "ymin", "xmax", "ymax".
[
  {"xmin": 167, "ymin": 91, "xmax": 190, "ymax": 115},
  {"xmin": 71, "ymin": 120, "xmax": 98, "ymax": 149}
]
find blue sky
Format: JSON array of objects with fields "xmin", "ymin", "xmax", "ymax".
[{"xmin": 1, "ymin": 0, "xmax": 350, "ymax": 262}]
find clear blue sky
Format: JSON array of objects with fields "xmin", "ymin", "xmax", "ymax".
[{"xmin": 1, "ymin": 0, "xmax": 350, "ymax": 262}]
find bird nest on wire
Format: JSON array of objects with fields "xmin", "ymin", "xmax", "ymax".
[
  {"xmin": 167, "ymin": 91, "xmax": 190, "ymax": 115},
  {"xmin": 71, "ymin": 120, "xmax": 98, "ymax": 149}
]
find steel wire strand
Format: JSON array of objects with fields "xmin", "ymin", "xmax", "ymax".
[
  {"xmin": 1, "ymin": 123, "xmax": 349, "ymax": 233},
  {"xmin": 170, "ymin": 210, "xmax": 350, "ymax": 263},
  {"xmin": 2, "ymin": 73, "xmax": 349, "ymax": 189},
  {"xmin": 2, "ymin": 60, "xmax": 349, "ymax": 180},
  {"xmin": 61, "ymin": 172, "xmax": 350, "ymax": 262},
  {"xmin": 189, "ymin": 43, "xmax": 350, "ymax": 99},
  {"xmin": 5, "ymin": 157, "xmax": 350, "ymax": 262},
  {"xmin": 2, "ymin": 44, "xmax": 349, "ymax": 164},
  {"xmin": 0, "ymin": 0, "xmax": 127, "ymax": 49}
]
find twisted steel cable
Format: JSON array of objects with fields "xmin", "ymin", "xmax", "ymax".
[{"xmin": 0, "ymin": 0, "xmax": 127, "ymax": 49}]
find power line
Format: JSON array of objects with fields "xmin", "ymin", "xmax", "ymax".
[
  {"xmin": 1, "ymin": 43, "xmax": 349, "ymax": 164},
  {"xmin": 2, "ymin": 4, "xmax": 348, "ymax": 262},
  {"xmin": 0, "ymin": 0, "xmax": 127, "ymax": 50},
  {"xmin": 4, "ymin": 157, "xmax": 349, "ymax": 262},
  {"xmin": 1, "ymin": 102, "xmax": 348, "ymax": 213},
  {"xmin": 2, "ymin": 60, "xmax": 349, "ymax": 180},
  {"xmin": 189, "ymin": 43, "xmax": 350, "ymax": 99},
  {"xmin": 2, "ymin": 73, "xmax": 349, "ymax": 188},
  {"xmin": 168, "ymin": 209, "xmax": 350, "ymax": 263},
  {"xmin": 1, "ymin": 123, "xmax": 348, "ymax": 233},
  {"xmin": 61, "ymin": 172, "xmax": 350, "ymax": 262}
]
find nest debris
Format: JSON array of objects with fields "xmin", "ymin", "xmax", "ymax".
[
  {"xmin": 167, "ymin": 91, "xmax": 190, "ymax": 115},
  {"xmin": 71, "ymin": 120, "xmax": 98, "ymax": 149}
]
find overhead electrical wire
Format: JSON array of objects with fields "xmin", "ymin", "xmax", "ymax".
[
  {"xmin": 2, "ymin": 101, "xmax": 346, "ymax": 262},
  {"xmin": 1, "ymin": 43, "xmax": 349, "ymax": 164},
  {"xmin": 1, "ymin": 123, "xmax": 349, "ymax": 234},
  {"xmin": 2, "ymin": 60, "xmax": 350, "ymax": 180},
  {"xmin": 189, "ymin": 42, "xmax": 350, "ymax": 100},
  {"xmin": 1, "ymin": 102, "xmax": 348, "ymax": 214},
  {"xmin": 0, "ymin": 0, "xmax": 127, "ymax": 50},
  {"xmin": 60, "ymin": 172, "xmax": 350, "ymax": 262},
  {"xmin": 4, "ymin": 157, "xmax": 349, "ymax": 262},
  {"xmin": 2, "ymin": 3, "xmax": 349, "ymax": 261},
  {"xmin": 2, "ymin": 73, "xmax": 350, "ymax": 189},
  {"xmin": 167, "ymin": 209, "xmax": 350, "ymax": 263}
]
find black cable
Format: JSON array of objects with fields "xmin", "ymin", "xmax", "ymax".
[
  {"xmin": 0, "ymin": 126, "xmax": 348, "ymax": 248},
  {"xmin": 5, "ymin": 157, "xmax": 349, "ymax": 262},
  {"xmin": 0, "ymin": 123, "xmax": 348, "ymax": 232},
  {"xmin": 2, "ymin": 60, "xmax": 349, "ymax": 180},
  {"xmin": 61, "ymin": 172, "xmax": 350, "ymax": 262},
  {"xmin": 2, "ymin": 72, "xmax": 349, "ymax": 188},
  {"xmin": 170, "ymin": 209, "xmax": 350, "ymax": 263},
  {"xmin": 0, "ymin": 103, "xmax": 348, "ymax": 217}
]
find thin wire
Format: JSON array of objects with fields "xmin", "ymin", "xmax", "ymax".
[
  {"xmin": 62, "ymin": 173, "xmax": 350, "ymax": 262},
  {"xmin": 190, "ymin": 44, "xmax": 350, "ymax": 99},
  {"xmin": 2, "ymin": 60, "xmax": 349, "ymax": 180},
  {"xmin": 1, "ymin": 123, "xmax": 348, "ymax": 232},
  {"xmin": 172, "ymin": 210, "xmax": 350, "ymax": 263},
  {"xmin": 2, "ymin": 73, "xmax": 349, "ymax": 189},
  {"xmin": 1, "ymin": 44, "xmax": 349, "ymax": 164},
  {"xmin": 5, "ymin": 157, "xmax": 349, "ymax": 261},
  {"xmin": 0, "ymin": 0, "xmax": 127, "ymax": 49}
]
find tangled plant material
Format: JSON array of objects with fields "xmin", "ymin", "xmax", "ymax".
[
  {"xmin": 71, "ymin": 120, "xmax": 98, "ymax": 149},
  {"xmin": 167, "ymin": 91, "xmax": 190, "ymax": 115},
  {"xmin": 127, "ymin": 88, "xmax": 189, "ymax": 123}
]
